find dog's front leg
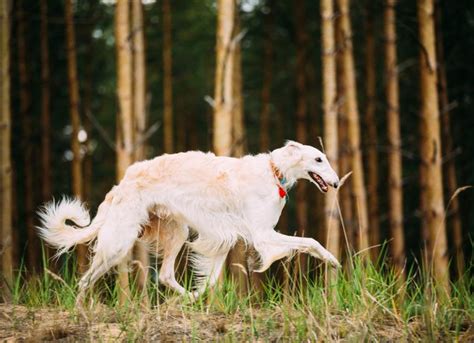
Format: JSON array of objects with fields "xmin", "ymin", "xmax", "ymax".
[
  {"xmin": 296, "ymin": 236, "xmax": 340, "ymax": 268},
  {"xmin": 254, "ymin": 231, "xmax": 340, "ymax": 272}
]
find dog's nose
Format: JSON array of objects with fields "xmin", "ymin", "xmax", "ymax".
[{"xmin": 333, "ymin": 181, "xmax": 339, "ymax": 189}]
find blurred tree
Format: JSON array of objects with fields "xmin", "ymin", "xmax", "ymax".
[
  {"xmin": 17, "ymin": 0, "xmax": 38, "ymax": 273},
  {"xmin": 115, "ymin": 0, "xmax": 134, "ymax": 304},
  {"xmin": 337, "ymin": 0, "xmax": 369, "ymax": 256},
  {"xmin": 213, "ymin": 0, "xmax": 234, "ymax": 158},
  {"xmin": 336, "ymin": 10, "xmax": 355, "ymax": 259},
  {"xmin": 65, "ymin": 0, "xmax": 87, "ymax": 273},
  {"xmin": 417, "ymin": 0, "xmax": 450, "ymax": 294},
  {"xmin": 321, "ymin": 0, "xmax": 340, "ymax": 268},
  {"xmin": 435, "ymin": 1, "xmax": 464, "ymax": 279},
  {"xmin": 384, "ymin": 0, "xmax": 405, "ymax": 277},
  {"xmin": 132, "ymin": 0, "xmax": 149, "ymax": 304},
  {"xmin": 40, "ymin": 0, "xmax": 51, "ymax": 203},
  {"xmin": 364, "ymin": 0, "xmax": 380, "ymax": 261},
  {"xmin": 163, "ymin": 0, "xmax": 174, "ymax": 154},
  {"xmin": 1, "ymin": 0, "xmax": 13, "ymax": 290}
]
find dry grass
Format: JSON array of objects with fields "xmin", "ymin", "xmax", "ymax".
[
  {"xmin": 1, "ymin": 255, "xmax": 473, "ymax": 342},
  {"xmin": 1, "ymin": 302, "xmax": 472, "ymax": 342}
]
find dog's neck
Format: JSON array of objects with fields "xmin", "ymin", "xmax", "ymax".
[
  {"xmin": 269, "ymin": 150, "xmax": 298, "ymax": 190},
  {"xmin": 269, "ymin": 159, "xmax": 286, "ymax": 185}
]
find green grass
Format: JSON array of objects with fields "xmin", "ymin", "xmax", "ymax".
[{"xmin": 3, "ymin": 251, "xmax": 472, "ymax": 341}]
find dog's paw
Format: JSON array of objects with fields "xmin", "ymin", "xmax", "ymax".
[
  {"xmin": 324, "ymin": 252, "xmax": 341, "ymax": 269},
  {"xmin": 184, "ymin": 290, "xmax": 200, "ymax": 303}
]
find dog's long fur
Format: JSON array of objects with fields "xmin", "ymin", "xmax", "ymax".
[{"xmin": 38, "ymin": 141, "xmax": 341, "ymax": 299}]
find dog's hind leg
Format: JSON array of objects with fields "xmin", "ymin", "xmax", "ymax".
[
  {"xmin": 76, "ymin": 253, "xmax": 111, "ymax": 306},
  {"xmin": 192, "ymin": 250, "xmax": 229, "ymax": 295},
  {"xmin": 205, "ymin": 252, "xmax": 228, "ymax": 287},
  {"xmin": 76, "ymin": 219, "xmax": 142, "ymax": 305},
  {"xmin": 156, "ymin": 220, "xmax": 190, "ymax": 295}
]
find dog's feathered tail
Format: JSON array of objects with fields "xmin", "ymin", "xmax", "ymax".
[{"xmin": 37, "ymin": 197, "xmax": 100, "ymax": 257}]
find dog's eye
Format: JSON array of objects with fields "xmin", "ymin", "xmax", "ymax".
[{"xmin": 315, "ymin": 157, "xmax": 322, "ymax": 163}]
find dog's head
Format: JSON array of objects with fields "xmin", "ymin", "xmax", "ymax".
[{"xmin": 272, "ymin": 141, "xmax": 339, "ymax": 193}]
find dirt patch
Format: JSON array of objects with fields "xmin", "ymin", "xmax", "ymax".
[
  {"xmin": 0, "ymin": 304, "xmax": 121, "ymax": 342},
  {"xmin": 0, "ymin": 303, "xmax": 471, "ymax": 341}
]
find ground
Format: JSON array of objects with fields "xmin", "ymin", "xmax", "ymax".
[{"xmin": 1, "ymin": 302, "xmax": 472, "ymax": 342}]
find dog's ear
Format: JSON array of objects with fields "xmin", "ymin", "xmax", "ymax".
[{"xmin": 284, "ymin": 140, "xmax": 303, "ymax": 161}]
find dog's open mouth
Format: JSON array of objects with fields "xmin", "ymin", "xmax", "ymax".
[{"xmin": 309, "ymin": 172, "xmax": 328, "ymax": 193}]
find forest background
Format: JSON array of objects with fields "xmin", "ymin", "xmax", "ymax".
[{"xmin": 0, "ymin": 0, "xmax": 473, "ymax": 340}]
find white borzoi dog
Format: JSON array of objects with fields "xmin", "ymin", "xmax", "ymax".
[{"xmin": 38, "ymin": 140, "xmax": 340, "ymax": 299}]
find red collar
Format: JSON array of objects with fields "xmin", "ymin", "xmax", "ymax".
[{"xmin": 270, "ymin": 160, "xmax": 287, "ymax": 199}]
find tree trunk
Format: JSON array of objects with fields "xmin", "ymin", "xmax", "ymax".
[
  {"xmin": 213, "ymin": 0, "xmax": 235, "ymax": 157},
  {"xmin": 435, "ymin": 1, "xmax": 464, "ymax": 279},
  {"xmin": 294, "ymin": 0, "xmax": 309, "ymax": 274},
  {"xmin": 364, "ymin": 0, "xmax": 380, "ymax": 261},
  {"xmin": 115, "ymin": 0, "xmax": 134, "ymax": 304},
  {"xmin": 417, "ymin": 0, "xmax": 450, "ymax": 294},
  {"xmin": 131, "ymin": 0, "xmax": 149, "ymax": 305},
  {"xmin": 384, "ymin": 0, "xmax": 405, "ymax": 277},
  {"xmin": 163, "ymin": 0, "xmax": 174, "ymax": 153},
  {"xmin": 39, "ymin": 0, "xmax": 57, "ymax": 271},
  {"xmin": 260, "ymin": 0, "xmax": 273, "ymax": 152},
  {"xmin": 17, "ymin": 0, "xmax": 38, "ymax": 273},
  {"xmin": 335, "ymin": 10, "xmax": 354, "ymax": 259},
  {"xmin": 337, "ymin": 0, "xmax": 369, "ymax": 256},
  {"xmin": 65, "ymin": 0, "xmax": 87, "ymax": 273},
  {"xmin": 321, "ymin": 0, "xmax": 340, "ymax": 265},
  {"xmin": 0, "ymin": 0, "xmax": 13, "ymax": 289},
  {"xmin": 40, "ymin": 0, "xmax": 51, "ymax": 203}
]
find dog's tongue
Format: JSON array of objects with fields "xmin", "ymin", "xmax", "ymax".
[{"xmin": 310, "ymin": 172, "xmax": 328, "ymax": 192}]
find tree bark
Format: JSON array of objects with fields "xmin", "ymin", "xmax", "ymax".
[
  {"xmin": 163, "ymin": 0, "xmax": 174, "ymax": 153},
  {"xmin": 417, "ymin": 0, "xmax": 450, "ymax": 294},
  {"xmin": 131, "ymin": 0, "xmax": 150, "ymax": 305},
  {"xmin": 335, "ymin": 9, "xmax": 354, "ymax": 258},
  {"xmin": 337, "ymin": 0, "xmax": 369, "ymax": 256},
  {"xmin": 40, "ymin": 0, "xmax": 51, "ymax": 203},
  {"xmin": 213, "ymin": 0, "xmax": 235, "ymax": 157},
  {"xmin": 435, "ymin": 1, "xmax": 464, "ymax": 279},
  {"xmin": 364, "ymin": 0, "xmax": 380, "ymax": 261},
  {"xmin": 65, "ymin": 0, "xmax": 87, "ymax": 272},
  {"xmin": 115, "ymin": 0, "xmax": 134, "ymax": 304},
  {"xmin": 384, "ymin": 0, "xmax": 405, "ymax": 277},
  {"xmin": 0, "ymin": 0, "xmax": 13, "ymax": 288},
  {"xmin": 17, "ymin": 0, "xmax": 38, "ymax": 273},
  {"xmin": 294, "ymin": 0, "xmax": 309, "ymax": 273},
  {"xmin": 321, "ymin": 0, "xmax": 340, "ymax": 264}
]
